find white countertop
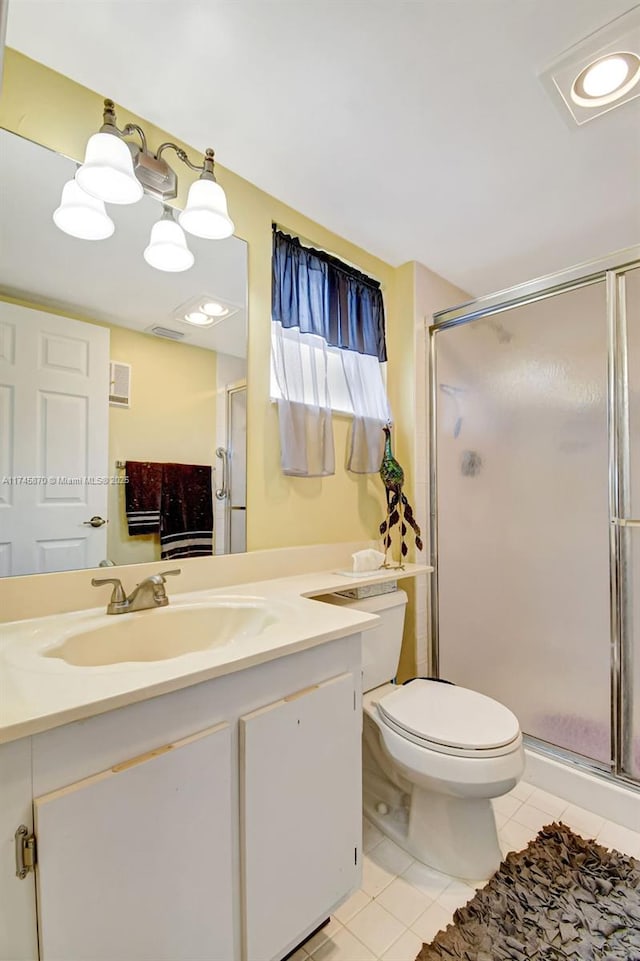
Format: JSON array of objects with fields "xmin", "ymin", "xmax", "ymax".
[{"xmin": 0, "ymin": 564, "xmax": 429, "ymax": 745}]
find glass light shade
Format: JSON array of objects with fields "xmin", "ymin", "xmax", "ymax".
[
  {"xmin": 143, "ymin": 217, "xmax": 194, "ymax": 272},
  {"xmin": 582, "ymin": 56, "xmax": 629, "ymax": 96},
  {"xmin": 53, "ymin": 179, "xmax": 115, "ymax": 240},
  {"xmin": 76, "ymin": 132, "xmax": 143, "ymax": 205},
  {"xmin": 179, "ymin": 179, "xmax": 234, "ymax": 239}
]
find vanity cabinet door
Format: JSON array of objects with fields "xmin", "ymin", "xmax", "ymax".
[
  {"xmin": 33, "ymin": 723, "xmax": 234, "ymax": 961},
  {"xmin": 240, "ymin": 672, "xmax": 361, "ymax": 961}
]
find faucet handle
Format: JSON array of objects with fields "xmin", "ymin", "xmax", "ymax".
[
  {"xmin": 91, "ymin": 577, "xmax": 126, "ymax": 603},
  {"xmin": 156, "ymin": 568, "xmax": 181, "ymax": 581}
]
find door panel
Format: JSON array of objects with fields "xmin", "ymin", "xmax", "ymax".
[
  {"xmin": 38, "ymin": 391, "xmax": 88, "ymax": 502},
  {"xmin": 34, "ymin": 724, "xmax": 234, "ymax": 961},
  {"xmin": 241, "ymin": 673, "xmax": 360, "ymax": 961},
  {"xmin": 436, "ymin": 281, "xmax": 611, "ymax": 764}
]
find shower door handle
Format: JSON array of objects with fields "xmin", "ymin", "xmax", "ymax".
[
  {"xmin": 215, "ymin": 447, "xmax": 229, "ymax": 501},
  {"xmin": 612, "ymin": 518, "xmax": 640, "ymax": 527}
]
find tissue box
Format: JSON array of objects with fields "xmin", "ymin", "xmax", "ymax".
[{"xmin": 336, "ymin": 580, "xmax": 398, "ymax": 600}]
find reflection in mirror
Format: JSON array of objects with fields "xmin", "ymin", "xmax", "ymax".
[{"xmin": 0, "ymin": 129, "xmax": 248, "ymax": 576}]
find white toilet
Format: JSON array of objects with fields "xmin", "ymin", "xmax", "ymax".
[{"xmin": 321, "ymin": 588, "xmax": 524, "ymax": 880}]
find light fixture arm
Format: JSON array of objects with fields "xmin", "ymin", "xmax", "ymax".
[
  {"xmin": 121, "ymin": 123, "xmax": 148, "ymax": 154},
  {"xmin": 156, "ymin": 143, "xmax": 217, "ymax": 181},
  {"xmin": 99, "ymin": 99, "xmax": 148, "ymax": 153}
]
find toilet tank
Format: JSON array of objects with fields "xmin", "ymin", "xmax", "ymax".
[{"xmin": 316, "ymin": 589, "xmax": 408, "ymax": 692}]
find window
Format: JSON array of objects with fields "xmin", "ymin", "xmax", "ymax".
[
  {"xmin": 271, "ymin": 229, "xmax": 391, "ymax": 476},
  {"xmin": 270, "ymin": 331, "xmax": 388, "ymax": 415}
]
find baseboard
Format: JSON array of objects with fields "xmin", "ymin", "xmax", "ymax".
[{"xmin": 524, "ymin": 747, "xmax": 640, "ymax": 832}]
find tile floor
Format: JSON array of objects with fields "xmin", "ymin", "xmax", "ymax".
[{"xmin": 289, "ymin": 779, "xmax": 640, "ymax": 961}]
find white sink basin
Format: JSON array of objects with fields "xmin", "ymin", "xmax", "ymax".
[{"xmin": 43, "ymin": 599, "xmax": 275, "ymax": 667}]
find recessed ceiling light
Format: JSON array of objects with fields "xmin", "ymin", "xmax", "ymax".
[
  {"xmin": 540, "ymin": 6, "xmax": 640, "ymax": 125},
  {"xmin": 172, "ymin": 294, "xmax": 240, "ymax": 330},
  {"xmin": 184, "ymin": 310, "xmax": 215, "ymax": 327},
  {"xmin": 202, "ymin": 301, "xmax": 230, "ymax": 317},
  {"xmin": 571, "ymin": 52, "xmax": 640, "ymax": 107},
  {"xmin": 582, "ymin": 56, "xmax": 628, "ymax": 95}
]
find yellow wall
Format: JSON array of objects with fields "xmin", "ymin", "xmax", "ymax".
[
  {"xmin": 107, "ymin": 326, "xmax": 217, "ymax": 566},
  {"xmin": 0, "ymin": 49, "xmax": 416, "ymax": 555}
]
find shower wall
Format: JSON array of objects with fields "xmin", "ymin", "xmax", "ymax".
[{"xmin": 435, "ymin": 282, "xmax": 612, "ymax": 765}]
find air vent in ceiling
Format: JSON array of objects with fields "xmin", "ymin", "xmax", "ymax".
[
  {"xmin": 109, "ymin": 361, "xmax": 131, "ymax": 408},
  {"xmin": 149, "ymin": 326, "xmax": 185, "ymax": 341}
]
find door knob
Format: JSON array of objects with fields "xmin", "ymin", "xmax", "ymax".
[{"xmin": 83, "ymin": 516, "xmax": 107, "ymax": 528}]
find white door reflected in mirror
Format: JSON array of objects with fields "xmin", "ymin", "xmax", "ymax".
[{"xmin": 0, "ymin": 303, "xmax": 110, "ymax": 576}]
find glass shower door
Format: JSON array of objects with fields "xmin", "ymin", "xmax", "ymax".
[{"xmin": 434, "ymin": 281, "xmax": 612, "ymax": 766}]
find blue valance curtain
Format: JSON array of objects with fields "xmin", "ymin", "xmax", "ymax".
[{"xmin": 272, "ymin": 230, "xmax": 387, "ymax": 362}]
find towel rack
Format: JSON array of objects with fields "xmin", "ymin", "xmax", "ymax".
[
  {"xmin": 215, "ymin": 447, "xmax": 229, "ymax": 500},
  {"xmin": 115, "ymin": 460, "xmax": 216, "ymax": 471}
]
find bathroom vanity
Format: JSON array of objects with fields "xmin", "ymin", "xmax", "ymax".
[{"xmin": 0, "ymin": 562, "xmax": 427, "ymax": 961}]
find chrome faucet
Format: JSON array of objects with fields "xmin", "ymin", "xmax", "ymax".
[{"xmin": 92, "ymin": 569, "xmax": 181, "ymax": 615}]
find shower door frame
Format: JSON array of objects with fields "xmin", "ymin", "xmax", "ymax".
[{"xmin": 428, "ymin": 244, "xmax": 640, "ymax": 790}]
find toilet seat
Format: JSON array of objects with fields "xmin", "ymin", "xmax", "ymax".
[{"xmin": 376, "ymin": 680, "xmax": 521, "ymax": 758}]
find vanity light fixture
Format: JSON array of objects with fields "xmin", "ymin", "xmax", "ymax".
[
  {"xmin": 54, "ymin": 98, "xmax": 234, "ymax": 267},
  {"xmin": 53, "ymin": 177, "xmax": 115, "ymax": 240}
]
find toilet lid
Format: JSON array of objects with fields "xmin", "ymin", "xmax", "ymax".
[{"xmin": 377, "ymin": 681, "xmax": 520, "ymax": 751}]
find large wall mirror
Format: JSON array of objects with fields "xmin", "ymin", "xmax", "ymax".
[{"xmin": 0, "ymin": 128, "xmax": 248, "ymax": 577}]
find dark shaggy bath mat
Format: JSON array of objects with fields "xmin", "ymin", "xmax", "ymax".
[{"xmin": 416, "ymin": 822, "xmax": 640, "ymax": 961}]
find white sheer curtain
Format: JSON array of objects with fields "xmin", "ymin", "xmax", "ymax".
[
  {"xmin": 340, "ymin": 350, "xmax": 391, "ymax": 473},
  {"xmin": 271, "ymin": 321, "xmax": 335, "ymax": 476}
]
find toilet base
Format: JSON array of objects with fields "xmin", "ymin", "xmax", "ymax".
[
  {"xmin": 407, "ymin": 787, "xmax": 502, "ymax": 880},
  {"xmin": 363, "ymin": 786, "xmax": 502, "ymax": 881}
]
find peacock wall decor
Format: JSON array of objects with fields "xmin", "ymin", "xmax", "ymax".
[{"xmin": 379, "ymin": 424, "xmax": 423, "ymax": 568}]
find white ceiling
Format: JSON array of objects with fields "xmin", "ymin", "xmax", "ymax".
[
  {"xmin": 0, "ymin": 129, "xmax": 248, "ymax": 356},
  {"xmin": 6, "ymin": 0, "xmax": 640, "ymax": 297}
]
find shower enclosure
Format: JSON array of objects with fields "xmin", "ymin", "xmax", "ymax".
[{"xmin": 429, "ymin": 248, "xmax": 640, "ymax": 788}]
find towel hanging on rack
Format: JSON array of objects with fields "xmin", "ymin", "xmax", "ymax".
[
  {"xmin": 124, "ymin": 461, "xmax": 214, "ymax": 558},
  {"xmin": 160, "ymin": 463, "xmax": 214, "ymax": 559},
  {"xmin": 124, "ymin": 461, "xmax": 162, "ymax": 535}
]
